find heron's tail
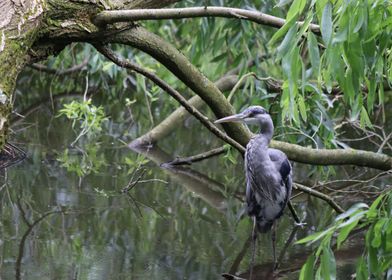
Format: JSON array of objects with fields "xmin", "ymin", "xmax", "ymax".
[
  {"xmin": 256, "ymin": 218, "xmax": 273, "ymax": 233},
  {"xmin": 247, "ymin": 201, "xmax": 274, "ymax": 233}
]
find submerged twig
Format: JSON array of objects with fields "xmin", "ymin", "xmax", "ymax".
[
  {"xmin": 15, "ymin": 200, "xmax": 63, "ymax": 280},
  {"xmin": 121, "ymin": 168, "xmax": 146, "ymax": 193},
  {"xmin": 162, "ymin": 146, "xmax": 227, "ymax": 166},
  {"xmin": 0, "ymin": 143, "xmax": 27, "ymax": 170}
]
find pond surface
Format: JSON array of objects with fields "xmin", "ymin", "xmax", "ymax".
[{"xmin": 0, "ymin": 98, "xmax": 384, "ymax": 280}]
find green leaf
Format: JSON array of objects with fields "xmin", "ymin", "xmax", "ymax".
[
  {"xmin": 277, "ymin": 0, "xmax": 292, "ymax": 7},
  {"xmin": 366, "ymin": 228, "xmax": 379, "ymax": 274},
  {"xmin": 297, "ymin": 12, "xmax": 314, "ymax": 38},
  {"xmin": 307, "ymin": 31, "xmax": 320, "ymax": 75},
  {"xmin": 353, "ymin": 5, "xmax": 366, "ymax": 33},
  {"xmin": 296, "ymin": 227, "xmax": 334, "ymax": 245},
  {"xmin": 366, "ymin": 78, "xmax": 376, "ymax": 114},
  {"xmin": 321, "ymin": 2, "xmax": 333, "ymax": 46},
  {"xmin": 277, "ymin": 24, "xmax": 299, "ymax": 57},
  {"xmin": 210, "ymin": 53, "xmax": 227, "ymax": 63},
  {"xmin": 335, "ymin": 203, "xmax": 369, "ymax": 221},
  {"xmin": 371, "ymin": 218, "xmax": 387, "ymax": 248},
  {"xmin": 287, "ymin": 0, "xmax": 307, "ymax": 21},
  {"xmin": 337, "ymin": 218, "xmax": 360, "ymax": 249},
  {"xmin": 360, "ymin": 106, "xmax": 373, "ymax": 128},
  {"xmin": 367, "ymin": 194, "xmax": 385, "ymax": 219},
  {"xmin": 320, "ymin": 246, "xmax": 336, "ymax": 280},
  {"xmin": 269, "ymin": 15, "xmax": 299, "ymax": 46},
  {"xmin": 298, "ymin": 95, "xmax": 307, "ymax": 121},
  {"xmin": 356, "ymin": 257, "xmax": 368, "ymax": 280},
  {"xmin": 299, "ymin": 255, "xmax": 316, "ymax": 280},
  {"xmin": 378, "ymin": 84, "xmax": 384, "ymax": 105}
]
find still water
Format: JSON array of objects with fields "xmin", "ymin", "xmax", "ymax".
[{"xmin": 0, "ymin": 99, "xmax": 374, "ymax": 279}]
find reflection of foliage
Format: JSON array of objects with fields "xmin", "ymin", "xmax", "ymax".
[
  {"xmin": 297, "ymin": 191, "xmax": 392, "ymax": 280},
  {"xmin": 223, "ymin": 144, "xmax": 237, "ymax": 164},
  {"xmin": 124, "ymin": 154, "xmax": 149, "ymax": 174},
  {"xmin": 58, "ymin": 98, "xmax": 108, "ymax": 145},
  {"xmin": 57, "ymin": 145, "xmax": 107, "ymax": 176}
]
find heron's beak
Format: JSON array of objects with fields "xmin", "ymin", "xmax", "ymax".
[{"xmin": 214, "ymin": 113, "xmax": 246, "ymax": 124}]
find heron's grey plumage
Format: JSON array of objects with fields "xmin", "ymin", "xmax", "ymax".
[{"xmin": 215, "ymin": 105, "xmax": 292, "ymax": 233}]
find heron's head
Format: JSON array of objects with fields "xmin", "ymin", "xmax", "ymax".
[{"xmin": 214, "ymin": 106, "xmax": 270, "ymax": 125}]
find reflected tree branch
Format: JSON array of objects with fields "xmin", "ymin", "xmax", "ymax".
[
  {"xmin": 162, "ymin": 146, "xmax": 227, "ymax": 166},
  {"xmin": 129, "ymin": 144, "xmax": 230, "ymax": 211},
  {"xmin": 15, "ymin": 200, "xmax": 63, "ymax": 280}
]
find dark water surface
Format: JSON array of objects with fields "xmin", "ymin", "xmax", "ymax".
[{"xmin": 0, "ymin": 102, "xmax": 381, "ymax": 280}]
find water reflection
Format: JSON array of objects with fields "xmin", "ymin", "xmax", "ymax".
[
  {"xmin": 0, "ymin": 105, "xmax": 373, "ymax": 279},
  {"xmin": 129, "ymin": 143, "xmax": 229, "ymax": 211}
]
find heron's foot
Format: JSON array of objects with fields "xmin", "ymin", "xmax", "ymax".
[
  {"xmin": 273, "ymin": 261, "xmax": 278, "ymax": 271},
  {"xmin": 294, "ymin": 221, "xmax": 307, "ymax": 228},
  {"xmin": 221, "ymin": 273, "xmax": 246, "ymax": 280}
]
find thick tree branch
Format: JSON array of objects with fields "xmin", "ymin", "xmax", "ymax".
[
  {"xmin": 131, "ymin": 60, "xmax": 254, "ymax": 146},
  {"xmin": 95, "ymin": 26, "xmax": 392, "ymax": 171},
  {"xmin": 101, "ymin": 26, "xmax": 252, "ymax": 148},
  {"xmin": 132, "ymin": 75, "xmax": 241, "ymax": 146},
  {"xmin": 93, "ymin": 6, "xmax": 320, "ymax": 34},
  {"xmin": 95, "ymin": 44, "xmax": 245, "ymax": 154},
  {"xmin": 272, "ymin": 141, "xmax": 392, "ymax": 171}
]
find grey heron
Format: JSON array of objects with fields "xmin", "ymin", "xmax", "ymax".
[{"xmin": 215, "ymin": 105, "xmax": 292, "ymax": 274}]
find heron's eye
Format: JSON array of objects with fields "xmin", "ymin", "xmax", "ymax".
[{"xmin": 249, "ymin": 110, "xmax": 265, "ymax": 117}]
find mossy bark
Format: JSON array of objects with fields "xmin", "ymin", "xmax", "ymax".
[{"xmin": 0, "ymin": 0, "xmax": 179, "ymax": 150}]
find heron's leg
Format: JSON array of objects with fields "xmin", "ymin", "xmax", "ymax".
[
  {"xmin": 271, "ymin": 222, "xmax": 277, "ymax": 270},
  {"xmin": 249, "ymin": 216, "xmax": 257, "ymax": 280},
  {"xmin": 275, "ymin": 225, "xmax": 299, "ymax": 270}
]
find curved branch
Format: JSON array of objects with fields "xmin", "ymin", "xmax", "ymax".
[
  {"xmin": 131, "ymin": 60, "xmax": 254, "ymax": 146},
  {"xmin": 95, "ymin": 44, "xmax": 245, "ymax": 154},
  {"xmin": 101, "ymin": 26, "xmax": 252, "ymax": 148},
  {"xmin": 95, "ymin": 26, "xmax": 392, "ymax": 171},
  {"xmin": 93, "ymin": 6, "xmax": 320, "ymax": 34},
  {"xmin": 272, "ymin": 141, "xmax": 392, "ymax": 171}
]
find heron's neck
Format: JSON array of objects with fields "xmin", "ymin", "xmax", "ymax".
[{"xmin": 256, "ymin": 118, "xmax": 274, "ymax": 144}]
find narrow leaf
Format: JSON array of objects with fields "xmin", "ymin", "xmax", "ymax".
[
  {"xmin": 299, "ymin": 255, "xmax": 316, "ymax": 280},
  {"xmin": 321, "ymin": 2, "xmax": 333, "ymax": 46},
  {"xmin": 307, "ymin": 31, "xmax": 320, "ymax": 75},
  {"xmin": 270, "ymin": 15, "xmax": 298, "ymax": 46}
]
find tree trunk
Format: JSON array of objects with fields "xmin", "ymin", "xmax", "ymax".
[{"xmin": 0, "ymin": 0, "xmax": 179, "ymax": 150}]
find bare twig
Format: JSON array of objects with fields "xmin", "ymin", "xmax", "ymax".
[
  {"xmin": 378, "ymin": 132, "xmax": 392, "ymax": 153},
  {"xmin": 287, "ymin": 201, "xmax": 301, "ymax": 224},
  {"xmin": 293, "ymin": 183, "xmax": 345, "ymax": 214},
  {"xmin": 95, "ymin": 44, "xmax": 246, "ymax": 154},
  {"xmin": 29, "ymin": 58, "xmax": 88, "ymax": 75},
  {"xmin": 121, "ymin": 168, "xmax": 146, "ymax": 193},
  {"xmin": 93, "ymin": 6, "xmax": 320, "ymax": 34},
  {"xmin": 162, "ymin": 146, "xmax": 227, "ymax": 166}
]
